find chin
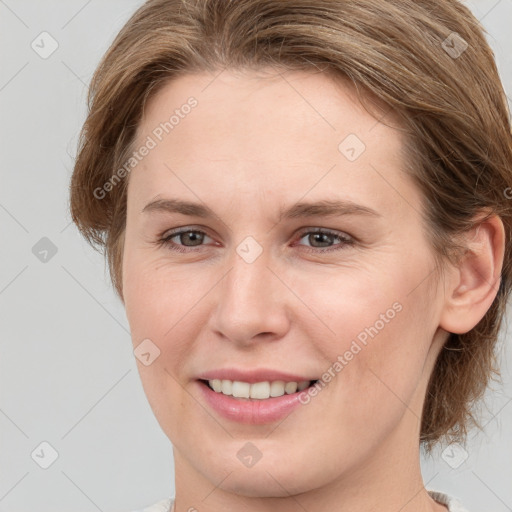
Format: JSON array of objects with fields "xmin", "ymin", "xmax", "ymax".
[
  {"xmin": 213, "ymin": 470, "xmax": 308, "ymax": 498},
  {"xmin": 197, "ymin": 451, "xmax": 329, "ymax": 498}
]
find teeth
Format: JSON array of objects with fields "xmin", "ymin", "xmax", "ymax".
[
  {"xmin": 221, "ymin": 379, "xmax": 232, "ymax": 395},
  {"xmin": 270, "ymin": 380, "xmax": 286, "ymax": 397},
  {"xmin": 250, "ymin": 381, "xmax": 270, "ymax": 399},
  {"xmin": 297, "ymin": 380, "xmax": 309, "ymax": 391},
  {"xmin": 232, "ymin": 381, "xmax": 250, "ymax": 398},
  {"xmin": 207, "ymin": 379, "xmax": 312, "ymax": 399},
  {"xmin": 211, "ymin": 379, "xmax": 222, "ymax": 392},
  {"xmin": 285, "ymin": 381, "xmax": 298, "ymax": 394}
]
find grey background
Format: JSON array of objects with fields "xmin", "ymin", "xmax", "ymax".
[{"xmin": 0, "ymin": 1, "xmax": 511, "ymax": 511}]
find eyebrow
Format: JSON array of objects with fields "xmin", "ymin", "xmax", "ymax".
[{"xmin": 142, "ymin": 197, "xmax": 381, "ymax": 220}]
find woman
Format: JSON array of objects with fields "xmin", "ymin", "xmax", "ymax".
[{"xmin": 69, "ymin": 0, "xmax": 512, "ymax": 511}]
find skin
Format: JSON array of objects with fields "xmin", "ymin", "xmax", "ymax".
[{"xmin": 121, "ymin": 68, "xmax": 504, "ymax": 512}]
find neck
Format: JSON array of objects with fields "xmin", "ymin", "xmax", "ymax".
[{"xmin": 171, "ymin": 418, "xmax": 447, "ymax": 512}]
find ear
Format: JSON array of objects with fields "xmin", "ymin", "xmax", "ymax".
[{"xmin": 439, "ymin": 212, "xmax": 505, "ymax": 335}]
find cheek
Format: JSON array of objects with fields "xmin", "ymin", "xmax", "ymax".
[
  {"xmin": 123, "ymin": 258, "xmax": 203, "ymax": 435},
  {"xmin": 290, "ymin": 257, "xmax": 436, "ymax": 415},
  {"xmin": 122, "ymin": 254, "xmax": 218, "ymax": 413},
  {"xmin": 123, "ymin": 251, "xmax": 209, "ymax": 340},
  {"xmin": 285, "ymin": 259, "xmax": 408, "ymax": 352}
]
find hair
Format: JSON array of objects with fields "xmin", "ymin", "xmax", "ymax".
[{"xmin": 69, "ymin": 0, "xmax": 512, "ymax": 451}]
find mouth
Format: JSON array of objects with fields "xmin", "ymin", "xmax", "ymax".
[
  {"xmin": 199, "ymin": 378, "xmax": 320, "ymax": 400},
  {"xmin": 195, "ymin": 369, "xmax": 322, "ymax": 423}
]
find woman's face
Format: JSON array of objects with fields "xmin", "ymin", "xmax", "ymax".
[{"xmin": 122, "ymin": 69, "xmax": 449, "ymax": 496}]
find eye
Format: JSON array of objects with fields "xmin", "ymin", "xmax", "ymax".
[
  {"xmin": 158, "ymin": 228, "xmax": 214, "ymax": 253},
  {"xmin": 295, "ymin": 228, "xmax": 354, "ymax": 252},
  {"xmin": 155, "ymin": 226, "xmax": 354, "ymax": 254}
]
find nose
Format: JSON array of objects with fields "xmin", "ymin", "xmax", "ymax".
[{"xmin": 208, "ymin": 246, "xmax": 290, "ymax": 347}]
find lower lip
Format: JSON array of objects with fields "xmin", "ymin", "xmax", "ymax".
[{"xmin": 197, "ymin": 381, "xmax": 309, "ymax": 424}]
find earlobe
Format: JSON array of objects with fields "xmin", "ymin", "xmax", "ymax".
[{"xmin": 439, "ymin": 212, "xmax": 505, "ymax": 335}]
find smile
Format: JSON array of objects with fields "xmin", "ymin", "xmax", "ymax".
[
  {"xmin": 197, "ymin": 377, "xmax": 321, "ymax": 424},
  {"xmin": 206, "ymin": 379, "xmax": 317, "ymax": 399}
]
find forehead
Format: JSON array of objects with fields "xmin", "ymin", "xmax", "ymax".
[
  {"xmin": 138, "ymin": 67, "xmax": 398, "ymax": 155},
  {"xmin": 129, "ymin": 68, "xmax": 418, "ymax": 218}
]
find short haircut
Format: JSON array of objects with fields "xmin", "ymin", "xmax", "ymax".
[{"xmin": 69, "ymin": 0, "xmax": 512, "ymax": 451}]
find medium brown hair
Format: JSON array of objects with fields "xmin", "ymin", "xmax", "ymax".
[{"xmin": 69, "ymin": 0, "xmax": 512, "ymax": 450}]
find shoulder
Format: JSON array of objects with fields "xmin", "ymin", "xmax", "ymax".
[
  {"xmin": 428, "ymin": 489, "xmax": 471, "ymax": 512},
  {"xmin": 129, "ymin": 497, "xmax": 173, "ymax": 512}
]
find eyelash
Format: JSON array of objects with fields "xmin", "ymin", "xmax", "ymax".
[{"xmin": 155, "ymin": 227, "xmax": 355, "ymax": 254}]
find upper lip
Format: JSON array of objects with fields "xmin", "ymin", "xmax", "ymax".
[{"xmin": 196, "ymin": 368, "xmax": 318, "ymax": 384}]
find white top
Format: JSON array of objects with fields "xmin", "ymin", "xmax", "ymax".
[{"xmin": 131, "ymin": 490, "xmax": 470, "ymax": 512}]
